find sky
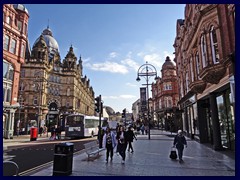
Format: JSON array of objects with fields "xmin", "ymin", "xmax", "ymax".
[{"xmin": 25, "ymin": 4, "xmax": 185, "ymax": 113}]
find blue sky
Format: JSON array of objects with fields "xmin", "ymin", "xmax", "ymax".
[{"xmin": 25, "ymin": 4, "xmax": 185, "ymax": 113}]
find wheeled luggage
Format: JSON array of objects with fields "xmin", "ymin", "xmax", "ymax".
[{"xmin": 169, "ymin": 147, "xmax": 177, "ymax": 159}]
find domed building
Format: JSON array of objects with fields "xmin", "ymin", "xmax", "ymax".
[
  {"xmin": 151, "ymin": 56, "xmax": 180, "ymax": 132},
  {"xmin": 18, "ymin": 26, "xmax": 96, "ymax": 134}
]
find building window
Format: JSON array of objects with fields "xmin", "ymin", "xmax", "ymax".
[
  {"xmin": 195, "ymin": 52, "xmax": 201, "ymax": 79},
  {"xmin": 20, "ymin": 69, "xmax": 25, "ymax": 78},
  {"xmin": 3, "ymin": 60, "xmax": 14, "ymax": 81},
  {"xmin": 24, "ymin": 23, "xmax": 28, "ymax": 35},
  {"xmin": 190, "ymin": 57, "xmax": 194, "ymax": 82},
  {"xmin": 67, "ymin": 88, "xmax": 70, "ymax": 96},
  {"xmin": 6, "ymin": 16, "xmax": 11, "ymax": 24},
  {"xmin": 3, "ymin": 84, "xmax": 12, "ymax": 103},
  {"xmin": 4, "ymin": 35, "xmax": 10, "ymax": 51},
  {"xmin": 6, "ymin": 89, "xmax": 12, "ymax": 102},
  {"xmin": 10, "ymin": 39, "xmax": 17, "ymax": 54},
  {"xmin": 159, "ymin": 99, "xmax": 162, "ymax": 109},
  {"xmin": 17, "ymin": 20, "xmax": 22, "ymax": 31},
  {"xmin": 210, "ymin": 26, "xmax": 219, "ymax": 64},
  {"xmin": 200, "ymin": 34, "xmax": 208, "ymax": 68},
  {"xmin": 164, "ymin": 83, "xmax": 172, "ymax": 90},
  {"xmin": 20, "ymin": 44, "xmax": 25, "ymax": 58},
  {"xmin": 19, "ymin": 82, "xmax": 24, "ymax": 91},
  {"xmin": 66, "ymin": 101, "xmax": 70, "ymax": 108},
  {"xmin": 33, "ymin": 97, "xmax": 38, "ymax": 105},
  {"xmin": 186, "ymin": 72, "xmax": 189, "ymax": 92}
]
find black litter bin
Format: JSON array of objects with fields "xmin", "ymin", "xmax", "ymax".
[{"xmin": 53, "ymin": 142, "xmax": 74, "ymax": 176}]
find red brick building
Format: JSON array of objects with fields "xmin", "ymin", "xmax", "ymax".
[
  {"xmin": 174, "ymin": 4, "xmax": 235, "ymax": 150},
  {"xmin": 3, "ymin": 4, "xmax": 29, "ymax": 138},
  {"xmin": 152, "ymin": 56, "xmax": 180, "ymax": 131}
]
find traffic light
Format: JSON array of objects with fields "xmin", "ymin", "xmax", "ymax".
[
  {"xmin": 95, "ymin": 96, "xmax": 100, "ymax": 113},
  {"xmin": 59, "ymin": 114, "xmax": 64, "ymax": 122},
  {"xmin": 122, "ymin": 108, "xmax": 126, "ymax": 118}
]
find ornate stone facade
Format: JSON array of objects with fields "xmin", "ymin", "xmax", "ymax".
[
  {"xmin": 19, "ymin": 27, "xmax": 95, "ymax": 132},
  {"xmin": 174, "ymin": 4, "xmax": 235, "ymax": 150},
  {"xmin": 152, "ymin": 57, "xmax": 180, "ymax": 131}
]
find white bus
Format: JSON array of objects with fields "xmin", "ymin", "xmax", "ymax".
[{"xmin": 65, "ymin": 114, "xmax": 108, "ymax": 138}]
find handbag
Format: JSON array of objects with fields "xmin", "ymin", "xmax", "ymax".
[{"xmin": 169, "ymin": 147, "xmax": 177, "ymax": 159}]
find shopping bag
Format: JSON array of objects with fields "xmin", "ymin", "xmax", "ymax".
[{"xmin": 169, "ymin": 147, "xmax": 177, "ymax": 159}]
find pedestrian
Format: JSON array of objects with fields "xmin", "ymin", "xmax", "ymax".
[
  {"xmin": 102, "ymin": 127, "xmax": 116, "ymax": 163},
  {"xmin": 140, "ymin": 124, "xmax": 145, "ymax": 135},
  {"xmin": 115, "ymin": 125, "xmax": 121, "ymax": 155},
  {"xmin": 145, "ymin": 125, "xmax": 149, "ymax": 135},
  {"xmin": 116, "ymin": 126, "xmax": 127, "ymax": 164},
  {"xmin": 126, "ymin": 126, "xmax": 137, "ymax": 153},
  {"xmin": 43, "ymin": 125, "xmax": 48, "ymax": 137},
  {"xmin": 39, "ymin": 126, "xmax": 43, "ymax": 137},
  {"xmin": 173, "ymin": 130, "xmax": 187, "ymax": 163}
]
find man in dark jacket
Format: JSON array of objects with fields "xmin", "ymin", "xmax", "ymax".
[{"xmin": 126, "ymin": 126, "xmax": 137, "ymax": 153}]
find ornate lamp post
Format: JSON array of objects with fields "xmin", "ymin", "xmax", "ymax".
[{"xmin": 136, "ymin": 62, "xmax": 158, "ymax": 140}]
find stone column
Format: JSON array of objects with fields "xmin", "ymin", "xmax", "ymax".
[
  {"xmin": 209, "ymin": 93, "xmax": 223, "ymax": 150},
  {"xmin": 4, "ymin": 109, "xmax": 17, "ymax": 139}
]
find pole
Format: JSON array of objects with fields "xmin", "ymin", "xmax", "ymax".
[
  {"xmin": 146, "ymin": 66, "xmax": 150, "ymax": 140},
  {"xmin": 136, "ymin": 62, "xmax": 158, "ymax": 141},
  {"xmin": 98, "ymin": 95, "xmax": 102, "ymax": 148}
]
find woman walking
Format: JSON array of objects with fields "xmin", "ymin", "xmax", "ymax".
[
  {"xmin": 116, "ymin": 126, "xmax": 127, "ymax": 164},
  {"xmin": 102, "ymin": 127, "xmax": 116, "ymax": 163}
]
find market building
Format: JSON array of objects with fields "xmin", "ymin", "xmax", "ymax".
[{"xmin": 16, "ymin": 26, "xmax": 95, "ymax": 134}]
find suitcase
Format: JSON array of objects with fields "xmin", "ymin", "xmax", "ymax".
[{"xmin": 169, "ymin": 147, "xmax": 177, "ymax": 159}]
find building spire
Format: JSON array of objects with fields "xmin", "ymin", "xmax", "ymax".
[{"xmin": 47, "ymin": 19, "xmax": 50, "ymax": 29}]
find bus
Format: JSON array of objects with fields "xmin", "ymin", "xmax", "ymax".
[{"xmin": 65, "ymin": 114, "xmax": 108, "ymax": 138}]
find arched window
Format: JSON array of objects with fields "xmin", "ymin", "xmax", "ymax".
[
  {"xmin": 186, "ymin": 72, "xmax": 189, "ymax": 92},
  {"xmin": 210, "ymin": 26, "xmax": 219, "ymax": 64},
  {"xmin": 195, "ymin": 52, "xmax": 201, "ymax": 79},
  {"xmin": 200, "ymin": 34, "xmax": 208, "ymax": 68},
  {"xmin": 190, "ymin": 57, "xmax": 194, "ymax": 82}
]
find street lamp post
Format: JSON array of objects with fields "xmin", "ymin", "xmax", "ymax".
[{"xmin": 136, "ymin": 61, "xmax": 158, "ymax": 140}]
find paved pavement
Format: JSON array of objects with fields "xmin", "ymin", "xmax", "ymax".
[{"xmin": 3, "ymin": 130, "xmax": 235, "ymax": 176}]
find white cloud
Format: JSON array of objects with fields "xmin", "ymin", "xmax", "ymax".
[
  {"xmin": 119, "ymin": 95, "xmax": 137, "ymax": 99},
  {"xmin": 109, "ymin": 52, "xmax": 118, "ymax": 59},
  {"xmin": 82, "ymin": 57, "xmax": 91, "ymax": 64},
  {"xmin": 126, "ymin": 82, "xmax": 137, "ymax": 87},
  {"xmin": 103, "ymin": 94, "xmax": 136, "ymax": 99},
  {"xmin": 85, "ymin": 61, "xmax": 128, "ymax": 74},
  {"xmin": 121, "ymin": 58, "xmax": 139, "ymax": 72},
  {"xmin": 143, "ymin": 53, "xmax": 163, "ymax": 68}
]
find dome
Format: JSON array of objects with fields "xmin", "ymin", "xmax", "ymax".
[
  {"xmin": 13, "ymin": 4, "xmax": 29, "ymax": 14},
  {"xmin": 33, "ymin": 27, "xmax": 59, "ymax": 56},
  {"xmin": 162, "ymin": 56, "xmax": 175, "ymax": 69},
  {"xmin": 105, "ymin": 106, "xmax": 115, "ymax": 115}
]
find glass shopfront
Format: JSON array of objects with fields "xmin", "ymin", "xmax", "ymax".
[{"xmin": 216, "ymin": 89, "xmax": 235, "ymax": 150}]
